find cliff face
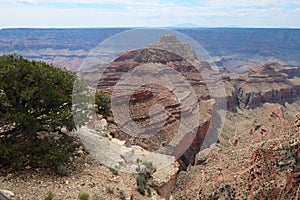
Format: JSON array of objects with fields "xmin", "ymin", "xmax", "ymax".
[
  {"xmin": 225, "ymin": 62, "xmax": 300, "ymax": 111},
  {"xmin": 97, "ymin": 35, "xmax": 213, "ymax": 168},
  {"xmin": 279, "ymin": 67, "xmax": 300, "ymax": 78},
  {"xmin": 92, "ymin": 35, "xmax": 218, "ymax": 199},
  {"xmin": 98, "ymin": 49, "xmax": 211, "ymax": 158}
]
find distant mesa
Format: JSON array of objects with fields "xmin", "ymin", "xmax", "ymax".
[
  {"xmin": 242, "ymin": 62, "xmax": 288, "ymax": 83},
  {"xmin": 225, "ymin": 62, "xmax": 300, "ymax": 111}
]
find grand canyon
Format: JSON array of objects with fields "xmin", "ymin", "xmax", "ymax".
[{"xmin": 0, "ymin": 27, "xmax": 300, "ymax": 199}]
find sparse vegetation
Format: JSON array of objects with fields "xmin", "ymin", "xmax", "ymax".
[
  {"xmin": 56, "ymin": 164, "xmax": 69, "ymax": 176},
  {"xmin": 78, "ymin": 192, "xmax": 90, "ymax": 200},
  {"xmin": 106, "ymin": 186, "xmax": 114, "ymax": 194},
  {"xmin": 136, "ymin": 173, "xmax": 146, "ymax": 195},
  {"xmin": 136, "ymin": 160, "xmax": 156, "ymax": 179},
  {"xmin": 109, "ymin": 167, "xmax": 119, "ymax": 176},
  {"xmin": 118, "ymin": 189, "xmax": 126, "ymax": 200},
  {"xmin": 135, "ymin": 160, "xmax": 156, "ymax": 195},
  {"xmin": 92, "ymin": 195, "xmax": 104, "ymax": 200},
  {"xmin": 147, "ymin": 187, "xmax": 152, "ymax": 197},
  {"xmin": 44, "ymin": 191, "xmax": 55, "ymax": 200}
]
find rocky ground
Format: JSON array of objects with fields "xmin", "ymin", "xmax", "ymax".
[
  {"xmin": 0, "ymin": 115, "xmax": 175, "ymax": 200},
  {"xmin": 0, "ymin": 151, "xmax": 157, "ymax": 200},
  {"xmin": 173, "ymin": 102, "xmax": 300, "ymax": 199},
  {"xmin": 2, "ymin": 102, "xmax": 300, "ymax": 200}
]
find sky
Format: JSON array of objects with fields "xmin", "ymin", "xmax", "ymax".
[{"xmin": 1, "ymin": 0, "xmax": 300, "ymax": 28}]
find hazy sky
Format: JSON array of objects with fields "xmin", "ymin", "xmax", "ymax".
[{"xmin": 1, "ymin": 0, "xmax": 300, "ymax": 28}]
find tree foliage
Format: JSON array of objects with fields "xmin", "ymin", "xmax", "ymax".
[
  {"xmin": 0, "ymin": 54, "xmax": 78, "ymax": 172},
  {"xmin": 95, "ymin": 90, "xmax": 111, "ymax": 116},
  {"xmin": 0, "ymin": 54, "xmax": 76, "ymax": 135}
]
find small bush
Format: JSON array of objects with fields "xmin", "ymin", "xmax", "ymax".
[
  {"xmin": 106, "ymin": 187, "xmax": 114, "ymax": 194},
  {"xmin": 147, "ymin": 187, "xmax": 152, "ymax": 197},
  {"xmin": 109, "ymin": 167, "xmax": 119, "ymax": 176},
  {"xmin": 136, "ymin": 174, "xmax": 146, "ymax": 195},
  {"xmin": 136, "ymin": 160, "xmax": 156, "ymax": 179},
  {"xmin": 95, "ymin": 90, "xmax": 111, "ymax": 116},
  {"xmin": 118, "ymin": 189, "xmax": 126, "ymax": 200},
  {"xmin": 56, "ymin": 164, "xmax": 69, "ymax": 176},
  {"xmin": 135, "ymin": 160, "xmax": 156, "ymax": 195},
  {"xmin": 92, "ymin": 195, "xmax": 104, "ymax": 200},
  {"xmin": 78, "ymin": 192, "xmax": 89, "ymax": 200},
  {"xmin": 44, "ymin": 191, "xmax": 55, "ymax": 200}
]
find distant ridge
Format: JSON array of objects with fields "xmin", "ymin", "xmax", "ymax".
[
  {"xmin": 170, "ymin": 23, "xmax": 200, "ymax": 28},
  {"xmin": 0, "ymin": 28, "xmax": 300, "ymax": 71}
]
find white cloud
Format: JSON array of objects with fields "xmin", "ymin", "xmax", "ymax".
[
  {"xmin": 0, "ymin": 0, "xmax": 299, "ymax": 28},
  {"xmin": 17, "ymin": 0, "xmax": 37, "ymax": 4},
  {"xmin": 206, "ymin": 0, "xmax": 300, "ymax": 8}
]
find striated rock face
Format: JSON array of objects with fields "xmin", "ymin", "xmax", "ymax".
[
  {"xmin": 279, "ymin": 67, "xmax": 300, "ymax": 78},
  {"xmin": 226, "ymin": 62, "xmax": 300, "ymax": 111},
  {"xmin": 97, "ymin": 35, "xmax": 213, "ymax": 167}
]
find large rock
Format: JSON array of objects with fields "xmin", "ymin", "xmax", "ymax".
[
  {"xmin": 151, "ymin": 162, "xmax": 179, "ymax": 200},
  {"xmin": 0, "ymin": 189, "xmax": 14, "ymax": 200}
]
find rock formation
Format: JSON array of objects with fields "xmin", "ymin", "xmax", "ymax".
[
  {"xmin": 97, "ymin": 35, "xmax": 214, "ymax": 168},
  {"xmin": 151, "ymin": 162, "xmax": 179, "ymax": 200},
  {"xmin": 225, "ymin": 62, "xmax": 300, "ymax": 111},
  {"xmin": 174, "ymin": 103, "xmax": 300, "ymax": 199}
]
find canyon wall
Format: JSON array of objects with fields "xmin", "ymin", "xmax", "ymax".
[{"xmin": 225, "ymin": 62, "xmax": 300, "ymax": 111}]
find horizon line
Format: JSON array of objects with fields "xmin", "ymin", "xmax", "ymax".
[{"xmin": 1, "ymin": 26, "xmax": 300, "ymax": 30}]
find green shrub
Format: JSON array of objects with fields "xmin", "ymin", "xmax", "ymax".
[
  {"xmin": 44, "ymin": 191, "xmax": 55, "ymax": 200},
  {"xmin": 135, "ymin": 160, "xmax": 156, "ymax": 195},
  {"xmin": 78, "ymin": 192, "xmax": 89, "ymax": 200},
  {"xmin": 0, "ymin": 133, "xmax": 79, "ymax": 174},
  {"xmin": 136, "ymin": 174, "xmax": 146, "ymax": 195},
  {"xmin": 0, "ymin": 137, "xmax": 26, "ymax": 172},
  {"xmin": 32, "ymin": 135, "xmax": 80, "ymax": 168},
  {"xmin": 95, "ymin": 90, "xmax": 111, "ymax": 116},
  {"xmin": 56, "ymin": 164, "xmax": 69, "ymax": 176},
  {"xmin": 147, "ymin": 187, "xmax": 152, "ymax": 197},
  {"xmin": 92, "ymin": 195, "xmax": 104, "ymax": 200},
  {"xmin": 109, "ymin": 167, "xmax": 119, "ymax": 176}
]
